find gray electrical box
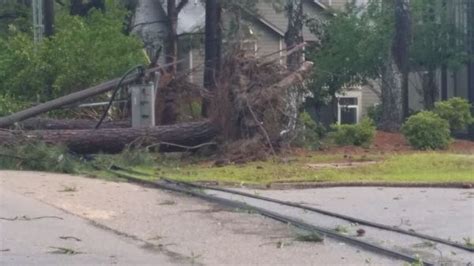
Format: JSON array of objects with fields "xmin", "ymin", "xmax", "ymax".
[{"xmin": 130, "ymin": 83, "xmax": 156, "ymax": 128}]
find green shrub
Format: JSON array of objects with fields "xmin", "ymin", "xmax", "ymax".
[
  {"xmin": 330, "ymin": 118, "xmax": 376, "ymax": 147},
  {"xmin": 433, "ymin": 97, "xmax": 473, "ymax": 131},
  {"xmin": 93, "ymin": 148, "xmax": 156, "ymax": 169},
  {"xmin": 294, "ymin": 112, "xmax": 325, "ymax": 150},
  {"xmin": 0, "ymin": 94, "xmax": 28, "ymax": 116},
  {"xmin": 402, "ymin": 111, "xmax": 451, "ymax": 150},
  {"xmin": 367, "ymin": 104, "xmax": 383, "ymax": 126}
]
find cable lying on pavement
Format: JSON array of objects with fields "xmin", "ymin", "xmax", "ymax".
[
  {"xmin": 107, "ymin": 168, "xmax": 434, "ymax": 265},
  {"xmin": 160, "ymin": 177, "xmax": 474, "ymax": 253}
]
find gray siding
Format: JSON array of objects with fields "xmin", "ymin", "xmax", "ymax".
[
  {"xmin": 255, "ymin": 0, "xmax": 324, "ymax": 42},
  {"xmin": 408, "ymin": 66, "xmax": 470, "ymax": 112},
  {"xmin": 252, "ymin": 22, "xmax": 282, "ymax": 62},
  {"xmin": 361, "ymin": 85, "xmax": 381, "ymax": 117},
  {"xmin": 319, "ymin": 0, "xmax": 349, "ymax": 10}
]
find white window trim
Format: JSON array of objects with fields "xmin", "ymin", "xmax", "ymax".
[
  {"xmin": 241, "ymin": 39, "xmax": 258, "ymax": 56},
  {"xmin": 279, "ymin": 38, "xmax": 284, "ymax": 65},
  {"xmin": 336, "ymin": 90, "xmax": 362, "ymax": 125},
  {"xmin": 188, "ymin": 49, "xmax": 193, "ymax": 83}
]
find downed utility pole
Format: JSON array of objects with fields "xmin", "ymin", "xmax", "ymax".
[{"xmin": 0, "ymin": 66, "xmax": 161, "ymax": 128}]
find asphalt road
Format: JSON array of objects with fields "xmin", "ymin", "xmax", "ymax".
[
  {"xmin": 1, "ymin": 171, "xmax": 401, "ymax": 265},
  {"xmin": 0, "ymin": 189, "xmax": 178, "ymax": 266}
]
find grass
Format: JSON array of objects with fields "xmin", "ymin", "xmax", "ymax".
[
  {"xmin": 1, "ymin": 142, "xmax": 472, "ymax": 185},
  {"xmin": 147, "ymin": 153, "xmax": 474, "ymax": 185}
]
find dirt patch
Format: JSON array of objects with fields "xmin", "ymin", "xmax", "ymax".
[
  {"xmin": 306, "ymin": 161, "xmax": 378, "ymax": 170},
  {"xmin": 373, "ymin": 131, "xmax": 411, "ymax": 152},
  {"xmin": 449, "ymin": 139, "xmax": 474, "ymax": 154},
  {"xmin": 266, "ymin": 182, "xmax": 474, "ymax": 190},
  {"xmin": 322, "ymin": 131, "xmax": 474, "ymax": 155}
]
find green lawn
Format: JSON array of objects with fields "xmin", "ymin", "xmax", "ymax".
[{"xmin": 121, "ymin": 153, "xmax": 474, "ymax": 185}]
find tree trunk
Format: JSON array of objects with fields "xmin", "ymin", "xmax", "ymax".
[
  {"xmin": 380, "ymin": 53, "xmax": 403, "ymax": 132},
  {"xmin": 165, "ymin": 0, "xmax": 178, "ymax": 75},
  {"xmin": 468, "ymin": 0, "xmax": 474, "ymax": 139},
  {"xmin": 2, "ymin": 118, "xmax": 131, "ymax": 130},
  {"xmin": 160, "ymin": 0, "xmax": 189, "ymax": 124},
  {"xmin": 441, "ymin": 65, "xmax": 448, "ymax": 100},
  {"xmin": 70, "ymin": 0, "xmax": 105, "ymax": 16},
  {"xmin": 202, "ymin": 0, "xmax": 222, "ymax": 117},
  {"xmin": 284, "ymin": 0, "xmax": 304, "ymax": 72},
  {"xmin": 0, "ymin": 121, "xmax": 217, "ymax": 154},
  {"xmin": 43, "ymin": 0, "xmax": 54, "ymax": 37},
  {"xmin": 392, "ymin": 0, "xmax": 411, "ymax": 119},
  {"xmin": 380, "ymin": 0, "xmax": 409, "ymax": 131},
  {"xmin": 422, "ymin": 69, "xmax": 439, "ymax": 109}
]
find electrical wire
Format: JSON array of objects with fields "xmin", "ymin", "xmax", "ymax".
[
  {"xmin": 95, "ymin": 65, "xmax": 144, "ymax": 130},
  {"xmin": 104, "ymin": 168, "xmax": 435, "ymax": 266}
]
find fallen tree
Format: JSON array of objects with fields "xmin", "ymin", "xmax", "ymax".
[
  {"xmin": 0, "ymin": 120, "xmax": 217, "ymax": 154},
  {"xmin": 0, "ymin": 52, "xmax": 313, "ymax": 156},
  {"xmin": 214, "ymin": 53, "xmax": 313, "ymax": 143},
  {"xmin": 3, "ymin": 118, "xmax": 131, "ymax": 130}
]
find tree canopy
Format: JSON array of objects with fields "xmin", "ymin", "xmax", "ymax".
[{"xmin": 0, "ymin": 2, "xmax": 145, "ymax": 103}]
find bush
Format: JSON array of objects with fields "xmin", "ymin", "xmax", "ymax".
[
  {"xmin": 402, "ymin": 111, "xmax": 451, "ymax": 150},
  {"xmin": 367, "ymin": 104, "xmax": 383, "ymax": 126},
  {"xmin": 0, "ymin": 94, "xmax": 28, "ymax": 116},
  {"xmin": 293, "ymin": 112, "xmax": 325, "ymax": 150},
  {"xmin": 433, "ymin": 97, "xmax": 473, "ymax": 131},
  {"xmin": 330, "ymin": 118, "xmax": 376, "ymax": 147}
]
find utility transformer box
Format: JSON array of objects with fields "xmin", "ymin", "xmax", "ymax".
[{"xmin": 130, "ymin": 83, "xmax": 156, "ymax": 128}]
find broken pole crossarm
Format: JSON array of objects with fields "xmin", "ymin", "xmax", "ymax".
[{"xmin": 0, "ymin": 66, "xmax": 161, "ymax": 128}]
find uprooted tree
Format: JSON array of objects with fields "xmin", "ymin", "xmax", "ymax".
[
  {"xmin": 0, "ymin": 0, "xmax": 314, "ymax": 157},
  {"xmin": 0, "ymin": 53, "xmax": 313, "ymax": 155}
]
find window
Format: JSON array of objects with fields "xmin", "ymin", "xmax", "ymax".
[
  {"xmin": 241, "ymin": 40, "xmax": 258, "ymax": 56},
  {"xmin": 336, "ymin": 91, "xmax": 361, "ymax": 124}
]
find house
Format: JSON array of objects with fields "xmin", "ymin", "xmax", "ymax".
[
  {"xmin": 322, "ymin": 0, "xmax": 473, "ymax": 134},
  {"xmin": 132, "ymin": 0, "xmax": 472, "ymax": 131},
  {"xmin": 132, "ymin": 0, "xmax": 380, "ymax": 125},
  {"xmin": 406, "ymin": 0, "xmax": 473, "ymax": 115}
]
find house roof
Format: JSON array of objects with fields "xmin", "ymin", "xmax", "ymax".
[{"xmin": 312, "ymin": 0, "xmax": 328, "ymax": 10}]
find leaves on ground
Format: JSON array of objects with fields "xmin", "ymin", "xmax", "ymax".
[{"xmin": 48, "ymin": 247, "xmax": 82, "ymax": 255}]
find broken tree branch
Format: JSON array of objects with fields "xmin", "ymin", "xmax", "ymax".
[
  {"xmin": 146, "ymin": 141, "xmax": 217, "ymax": 151},
  {"xmin": 246, "ymin": 100, "xmax": 277, "ymax": 157}
]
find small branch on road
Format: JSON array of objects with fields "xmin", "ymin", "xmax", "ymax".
[
  {"xmin": 0, "ymin": 215, "xmax": 64, "ymax": 221},
  {"xmin": 59, "ymin": 236, "xmax": 82, "ymax": 242},
  {"xmin": 48, "ymin": 246, "xmax": 83, "ymax": 255}
]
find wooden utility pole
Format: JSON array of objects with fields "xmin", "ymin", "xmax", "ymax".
[
  {"xmin": 0, "ymin": 66, "xmax": 162, "ymax": 128},
  {"xmin": 202, "ymin": 0, "xmax": 222, "ymax": 117}
]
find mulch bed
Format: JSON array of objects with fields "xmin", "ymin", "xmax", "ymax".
[{"xmin": 323, "ymin": 131, "xmax": 474, "ymax": 155}]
